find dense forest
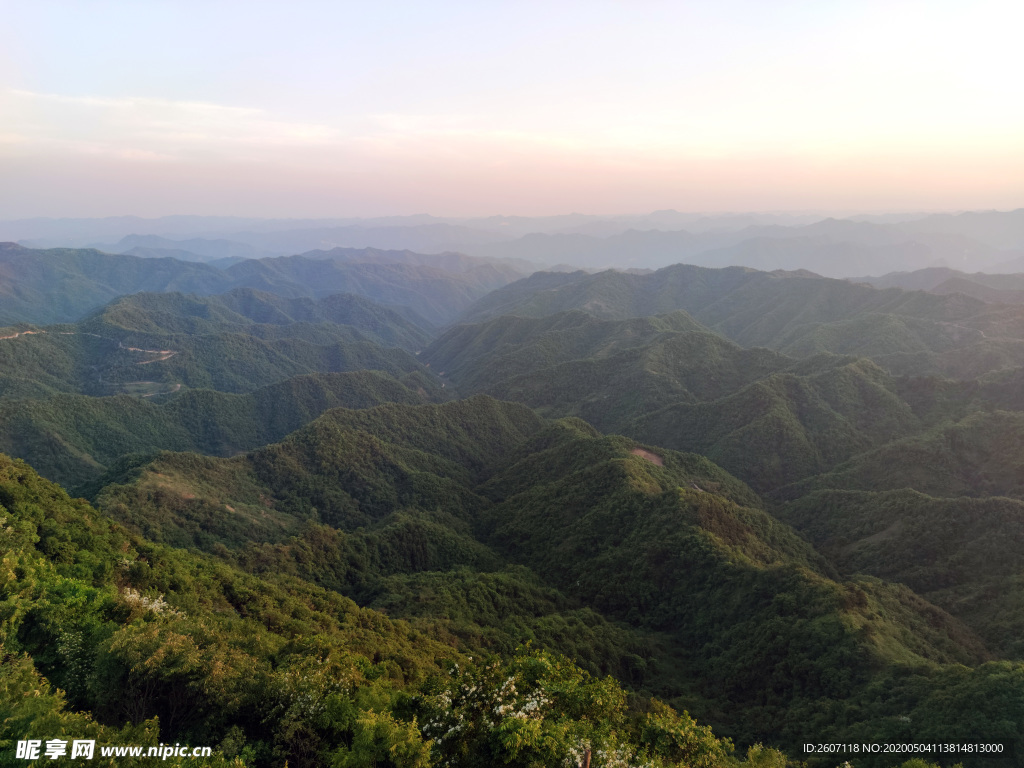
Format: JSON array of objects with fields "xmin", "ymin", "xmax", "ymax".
[{"xmin": 3, "ymin": 242, "xmax": 1024, "ymax": 767}]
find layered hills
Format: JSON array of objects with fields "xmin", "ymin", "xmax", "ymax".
[
  {"xmin": 0, "ymin": 370, "xmax": 442, "ymax": 489},
  {"xmin": 466, "ymin": 214, "xmax": 1020, "ymax": 275},
  {"xmin": 0, "ymin": 288, "xmax": 450, "ymax": 487},
  {"xmin": 0, "ymin": 243, "xmax": 229, "ymax": 325},
  {"xmin": 0, "ymin": 243, "xmax": 529, "ymax": 326},
  {"xmin": 426, "ymin": 310, "xmax": 796, "ymax": 435},
  {"xmin": 424, "ymin": 308, "xmax": 995, "ymax": 493},
  {"xmin": 855, "ymin": 268, "xmax": 1024, "ymax": 305},
  {"xmin": 91, "ymin": 288, "xmax": 433, "ymax": 350},
  {"xmin": 458, "ymin": 264, "xmax": 1024, "ymax": 379},
  {"xmin": 11, "ymin": 208, "xmax": 1023, "ymax": 275},
  {"xmin": 415, "ymin": 264, "xmax": 1024, "ymax": 695},
  {"xmin": 6, "ymin": 249, "xmax": 1024, "ymax": 766},
  {"xmin": 0, "ymin": 289, "xmax": 436, "ymax": 400},
  {"xmin": 3, "ymin": 450, "xmax": 748, "ymax": 768},
  {"xmin": 75, "ymin": 396, "xmax": 1022, "ymax": 756}
]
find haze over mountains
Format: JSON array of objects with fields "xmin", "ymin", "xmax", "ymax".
[
  {"xmin": 0, "ymin": 242, "xmax": 523, "ymax": 326},
  {"xmin": 5, "ymin": 208, "xmax": 1023, "ymax": 277},
  {"xmin": 5, "ymin": 209, "xmax": 1024, "ymax": 767}
]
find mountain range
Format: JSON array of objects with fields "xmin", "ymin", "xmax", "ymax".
[
  {"xmin": 5, "ymin": 235, "xmax": 1024, "ymax": 767},
  {"xmin": 7, "ymin": 208, "xmax": 1024, "ymax": 276},
  {"xmin": 0, "ymin": 243, "xmax": 531, "ymax": 326}
]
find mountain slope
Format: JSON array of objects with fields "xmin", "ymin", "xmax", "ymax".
[
  {"xmin": 428, "ymin": 308, "xmax": 957, "ymax": 493},
  {"xmin": 426, "ymin": 309, "xmax": 717, "ymax": 388},
  {"xmin": 93, "ymin": 288, "xmax": 432, "ymax": 349},
  {"xmin": 0, "ymin": 243, "xmax": 231, "ymax": 324},
  {"xmin": 0, "ymin": 321, "xmax": 430, "ymax": 399},
  {"xmin": 625, "ymin": 359, "xmax": 922, "ymax": 492},
  {"xmin": 426, "ymin": 310, "xmax": 796, "ymax": 434},
  {"xmin": 461, "ymin": 264, "xmax": 1024, "ymax": 378},
  {"xmin": 0, "ymin": 370, "xmax": 443, "ymax": 488},
  {"xmin": 0, "ymin": 244, "xmax": 527, "ymax": 327},
  {"xmin": 82, "ymin": 396, "xmax": 1021, "ymax": 753},
  {"xmin": 223, "ymin": 257, "xmax": 514, "ymax": 325},
  {"xmin": 778, "ymin": 488, "xmax": 1024, "ymax": 657},
  {"xmin": 0, "ymin": 280, "xmax": 447, "ymax": 400},
  {"xmin": 775, "ymin": 410, "xmax": 1024, "ymax": 502},
  {"xmin": 3, "ymin": 451, "xmax": 742, "ymax": 768}
]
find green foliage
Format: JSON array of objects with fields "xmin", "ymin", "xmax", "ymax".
[
  {"xmin": 0, "ymin": 245, "xmax": 521, "ymax": 327},
  {"xmin": 779, "ymin": 487, "xmax": 1024, "ymax": 655},
  {"xmin": 0, "ymin": 245, "xmax": 230, "ymax": 325},
  {"xmin": 422, "ymin": 649, "xmax": 733, "ymax": 768},
  {"xmin": 223, "ymin": 256, "xmax": 519, "ymax": 326},
  {"xmin": 92, "ymin": 288, "xmax": 432, "ymax": 350},
  {"xmin": 9, "ymin": 253, "xmax": 1024, "ymax": 766},
  {"xmin": 67, "ymin": 397, "xmax": 1023, "ymax": 760},
  {"xmin": 425, "ymin": 310, "xmax": 795, "ymax": 436},
  {"xmin": 332, "ymin": 710, "xmax": 431, "ymax": 768},
  {"xmin": 0, "ymin": 450, "xmax": 762, "ymax": 768},
  {"xmin": 425, "ymin": 301, "xmax": 1023, "ymax": 497},
  {"xmin": 776, "ymin": 410, "xmax": 1024, "ymax": 501},
  {"xmin": 0, "ymin": 453, "xmax": 461, "ymax": 766},
  {"xmin": 0, "ymin": 316, "xmax": 431, "ymax": 402},
  {"xmin": 626, "ymin": 359, "xmax": 920, "ymax": 492},
  {"xmin": 0, "ymin": 370, "xmax": 443, "ymax": 488},
  {"xmin": 460, "ymin": 263, "xmax": 1024, "ymax": 379}
]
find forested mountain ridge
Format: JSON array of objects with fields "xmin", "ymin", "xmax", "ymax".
[
  {"xmin": 0, "ymin": 243, "xmax": 231, "ymax": 324},
  {"xmin": 88, "ymin": 288, "xmax": 433, "ymax": 350},
  {"xmin": 778, "ymin": 487, "xmax": 1024, "ymax": 657},
  {"xmin": 414, "ymin": 262, "xmax": 1024, "ymax": 705},
  {"xmin": 425, "ymin": 310, "xmax": 722, "ymax": 390},
  {"xmin": 0, "ymin": 286, "xmax": 440, "ymax": 400},
  {"xmin": 0, "ymin": 289, "xmax": 449, "ymax": 488},
  {"xmin": 73, "ymin": 396, "xmax": 1024, "ymax": 760},
  {"xmin": 221, "ymin": 257, "xmax": 516, "ymax": 326},
  {"xmin": 0, "ymin": 370, "xmax": 444, "ymax": 488},
  {"xmin": 855, "ymin": 267, "xmax": 1024, "ymax": 298},
  {"xmin": 424, "ymin": 309, "xmax": 1006, "ymax": 494},
  {"xmin": 0, "ymin": 243, "xmax": 530, "ymax": 327},
  {"xmin": 773, "ymin": 409, "xmax": 1024, "ymax": 502},
  {"xmin": 0, "ymin": 321, "xmax": 428, "ymax": 399},
  {"xmin": 3, "ymin": 450, "xmax": 760, "ymax": 767},
  {"xmin": 457, "ymin": 264, "xmax": 1024, "ymax": 379},
  {"xmin": 460, "ymin": 263, "xmax": 983, "ymax": 327},
  {"xmin": 425, "ymin": 310, "xmax": 799, "ymax": 434},
  {"xmin": 7, "ymin": 252, "xmax": 1024, "ymax": 767}
]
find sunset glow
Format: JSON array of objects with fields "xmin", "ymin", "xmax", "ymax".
[{"xmin": 4, "ymin": 0, "xmax": 1022, "ymax": 217}]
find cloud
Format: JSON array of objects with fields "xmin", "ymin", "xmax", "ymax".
[
  {"xmin": 2, "ymin": 89, "xmax": 341, "ymax": 161},
  {"xmin": 1, "ymin": 89, "xmax": 608, "ymax": 174},
  {"xmin": 2, "ymin": 83, "xmax": 1021, "ymax": 218}
]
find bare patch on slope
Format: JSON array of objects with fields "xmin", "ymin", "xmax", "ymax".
[{"xmin": 630, "ymin": 448, "xmax": 664, "ymax": 466}]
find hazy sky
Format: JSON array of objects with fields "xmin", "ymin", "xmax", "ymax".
[{"xmin": 3, "ymin": 0, "xmax": 1022, "ymax": 218}]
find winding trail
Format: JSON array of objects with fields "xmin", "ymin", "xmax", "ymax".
[
  {"xmin": 1, "ymin": 328, "xmax": 181, "ymax": 392},
  {"xmin": 1, "ymin": 328, "xmax": 178, "ymax": 364},
  {"xmin": 118, "ymin": 341, "xmax": 177, "ymax": 364},
  {"xmin": 139, "ymin": 383, "xmax": 183, "ymax": 398},
  {"xmin": 0, "ymin": 329, "xmax": 45, "ymax": 340}
]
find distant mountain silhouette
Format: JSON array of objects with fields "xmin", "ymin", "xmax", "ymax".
[{"xmin": 0, "ymin": 244, "xmax": 528, "ymax": 325}]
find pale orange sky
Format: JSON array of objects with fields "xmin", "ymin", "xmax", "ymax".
[{"xmin": 3, "ymin": 1, "xmax": 1022, "ymax": 217}]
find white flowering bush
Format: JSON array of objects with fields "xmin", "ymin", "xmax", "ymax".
[
  {"xmin": 419, "ymin": 649, "xmax": 732, "ymax": 768},
  {"xmin": 120, "ymin": 587, "xmax": 178, "ymax": 615}
]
